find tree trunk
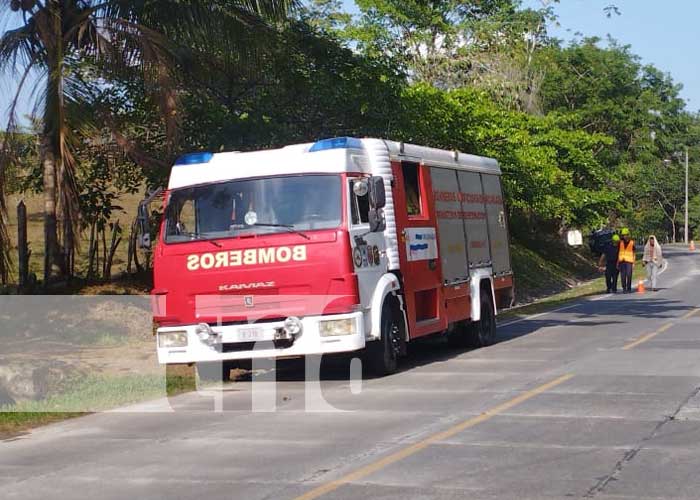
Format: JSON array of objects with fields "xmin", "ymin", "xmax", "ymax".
[
  {"xmin": 39, "ymin": 1, "xmax": 79, "ymax": 285},
  {"xmin": 17, "ymin": 201, "xmax": 28, "ymax": 289},
  {"xmin": 41, "ymin": 5, "xmax": 67, "ymax": 285},
  {"xmin": 104, "ymin": 221, "xmax": 122, "ymax": 280},
  {"xmin": 41, "ymin": 138, "xmax": 62, "ymax": 284},
  {"xmin": 63, "ymin": 214, "xmax": 74, "ymax": 280},
  {"xmin": 101, "ymin": 226, "xmax": 108, "ymax": 278},
  {"xmin": 127, "ymin": 218, "xmax": 136, "ymax": 274},
  {"xmin": 671, "ymin": 209, "xmax": 677, "ymax": 244},
  {"xmin": 87, "ymin": 222, "xmax": 97, "ymax": 279}
]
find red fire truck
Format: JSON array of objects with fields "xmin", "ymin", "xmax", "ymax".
[{"xmin": 144, "ymin": 137, "xmax": 514, "ymax": 378}]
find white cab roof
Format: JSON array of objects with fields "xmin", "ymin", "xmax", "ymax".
[{"xmin": 167, "ymin": 138, "xmax": 500, "ymax": 190}]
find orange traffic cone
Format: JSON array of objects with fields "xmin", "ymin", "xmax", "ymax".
[
  {"xmin": 637, "ymin": 279, "xmax": 646, "ymax": 294},
  {"xmin": 691, "ymin": 240, "xmax": 696, "ymax": 251}
]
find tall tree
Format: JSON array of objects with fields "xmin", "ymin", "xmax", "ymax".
[
  {"xmin": 349, "ymin": 0, "xmax": 515, "ymax": 85},
  {"xmin": 0, "ymin": 0, "xmax": 297, "ymax": 284},
  {"xmin": 345, "ymin": 1, "xmax": 565, "ymax": 113},
  {"xmin": 300, "ymin": 0, "xmax": 350, "ymax": 32}
]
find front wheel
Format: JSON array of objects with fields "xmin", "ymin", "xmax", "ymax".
[{"xmin": 366, "ymin": 300, "xmax": 403, "ymax": 376}]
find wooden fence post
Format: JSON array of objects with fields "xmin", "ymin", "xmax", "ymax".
[
  {"xmin": 17, "ymin": 200, "xmax": 29, "ymax": 288},
  {"xmin": 103, "ymin": 220, "xmax": 122, "ymax": 280}
]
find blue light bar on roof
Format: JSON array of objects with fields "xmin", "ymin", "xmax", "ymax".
[
  {"xmin": 174, "ymin": 152, "xmax": 214, "ymax": 165},
  {"xmin": 309, "ymin": 137, "xmax": 363, "ymax": 153}
]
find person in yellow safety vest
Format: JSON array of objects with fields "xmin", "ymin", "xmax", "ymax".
[{"xmin": 617, "ymin": 228, "xmax": 635, "ymax": 293}]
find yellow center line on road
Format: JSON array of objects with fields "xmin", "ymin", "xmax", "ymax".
[
  {"xmin": 681, "ymin": 307, "xmax": 700, "ymax": 320},
  {"xmin": 623, "ymin": 307, "xmax": 700, "ymax": 350},
  {"xmin": 293, "ymin": 373, "xmax": 574, "ymax": 500},
  {"xmin": 623, "ymin": 323, "xmax": 674, "ymax": 350}
]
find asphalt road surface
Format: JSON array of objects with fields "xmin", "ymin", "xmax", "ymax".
[{"xmin": 3, "ymin": 247, "xmax": 700, "ymax": 500}]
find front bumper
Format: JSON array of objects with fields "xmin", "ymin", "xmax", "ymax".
[{"xmin": 156, "ymin": 311, "xmax": 366, "ymax": 364}]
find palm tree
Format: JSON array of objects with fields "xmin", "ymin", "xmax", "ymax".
[{"xmin": 0, "ymin": 0, "xmax": 297, "ymax": 285}]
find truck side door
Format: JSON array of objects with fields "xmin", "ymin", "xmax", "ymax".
[
  {"xmin": 457, "ymin": 171, "xmax": 491, "ymax": 271},
  {"xmin": 482, "ymin": 174, "xmax": 511, "ymax": 276},
  {"xmin": 347, "ymin": 177, "xmax": 388, "ymax": 313},
  {"xmin": 393, "ymin": 160, "xmax": 447, "ymax": 339}
]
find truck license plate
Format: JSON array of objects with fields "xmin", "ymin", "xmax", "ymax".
[{"xmin": 236, "ymin": 327, "xmax": 265, "ymax": 342}]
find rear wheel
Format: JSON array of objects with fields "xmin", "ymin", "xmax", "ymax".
[
  {"xmin": 366, "ymin": 299, "xmax": 403, "ymax": 376},
  {"xmin": 447, "ymin": 320, "xmax": 473, "ymax": 348},
  {"xmin": 447, "ymin": 289, "xmax": 497, "ymax": 348},
  {"xmin": 475, "ymin": 289, "xmax": 497, "ymax": 347}
]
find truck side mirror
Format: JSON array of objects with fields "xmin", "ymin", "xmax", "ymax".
[
  {"xmin": 369, "ymin": 176, "xmax": 386, "ymax": 209},
  {"xmin": 137, "ymin": 202, "xmax": 152, "ymax": 250},
  {"xmin": 136, "ymin": 187, "xmax": 164, "ymax": 250},
  {"xmin": 368, "ymin": 209, "xmax": 385, "ymax": 233}
]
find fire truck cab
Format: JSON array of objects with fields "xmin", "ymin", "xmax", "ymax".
[{"xmin": 151, "ymin": 137, "xmax": 514, "ymax": 377}]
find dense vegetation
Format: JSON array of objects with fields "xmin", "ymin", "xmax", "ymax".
[{"xmin": 1, "ymin": 0, "xmax": 698, "ymax": 287}]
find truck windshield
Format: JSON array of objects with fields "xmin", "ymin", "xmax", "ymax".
[{"xmin": 164, "ymin": 174, "xmax": 342, "ymax": 243}]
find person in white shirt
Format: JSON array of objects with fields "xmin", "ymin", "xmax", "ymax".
[{"xmin": 643, "ymin": 235, "xmax": 663, "ymax": 291}]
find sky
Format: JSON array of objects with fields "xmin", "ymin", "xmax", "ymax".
[
  {"xmin": 528, "ymin": 0, "xmax": 700, "ymax": 111},
  {"xmin": 2, "ymin": 0, "xmax": 699, "ymax": 126}
]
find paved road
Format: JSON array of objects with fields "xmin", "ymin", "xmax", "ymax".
[{"xmin": 2, "ymin": 247, "xmax": 700, "ymax": 500}]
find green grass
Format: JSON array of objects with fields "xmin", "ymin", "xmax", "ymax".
[
  {"xmin": 511, "ymin": 243, "xmax": 585, "ymax": 303},
  {"xmin": 0, "ymin": 372, "xmax": 195, "ymax": 437},
  {"xmin": 0, "ymin": 412, "xmax": 85, "ymax": 437}
]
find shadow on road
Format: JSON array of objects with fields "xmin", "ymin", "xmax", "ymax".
[
  {"xmin": 499, "ymin": 296, "xmax": 693, "ymax": 341},
  {"xmin": 219, "ymin": 294, "xmax": 695, "ymax": 385},
  {"xmin": 217, "ymin": 336, "xmax": 484, "ymax": 384}
]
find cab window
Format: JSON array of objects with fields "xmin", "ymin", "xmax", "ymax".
[
  {"xmin": 350, "ymin": 179, "xmax": 370, "ymax": 225},
  {"xmin": 402, "ymin": 162, "xmax": 422, "ymax": 217},
  {"xmin": 167, "ymin": 199, "xmax": 197, "ymax": 238}
]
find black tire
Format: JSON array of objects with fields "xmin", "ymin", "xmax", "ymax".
[
  {"xmin": 366, "ymin": 299, "xmax": 403, "ymax": 376},
  {"xmin": 196, "ymin": 361, "xmax": 234, "ymax": 382},
  {"xmin": 475, "ymin": 289, "xmax": 497, "ymax": 347},
  {"xmin": 448, "ymin": 289, "xmax": 497, "ymax": 348},
  {"xmin": 447, "ymin": 320, "xmax": 471, "ymax": 348}
]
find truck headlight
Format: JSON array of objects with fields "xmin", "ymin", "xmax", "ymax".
[
  {"xmin": 284, "ymin": 316, "xmax": 303, "ymax": 336},
  {"xmin": 158, "ymin": 331, "xmax": 188, "ymax": 348},
  {"xmin": 319, "ymin": 318, "xmax": 356, "ymax": 337}
]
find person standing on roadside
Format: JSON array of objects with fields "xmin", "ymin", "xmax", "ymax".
[
  {"xmin": 618, "ymin": 228, "xmax": 636, "ymax": 293},
  {"xmin": 643, "ymin": 235, "xmax": 663, "ymax": 292},
  {"xmin": 598, "ymin": 234, "xmax": 621, "ymax": 293}
]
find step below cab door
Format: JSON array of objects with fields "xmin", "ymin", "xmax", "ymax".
[{"xmin": 393, "ymin": 160, "xmax": 447, "ymax": 339}]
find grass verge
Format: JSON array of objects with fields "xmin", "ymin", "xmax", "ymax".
[{"xmin": 0, "ymin": 370, "xmax": 195, "ymax": 438}]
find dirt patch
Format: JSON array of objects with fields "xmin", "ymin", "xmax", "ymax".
[{"xmin": 0, "ymin": 295, "xmax": 160, "ymax": 406}]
